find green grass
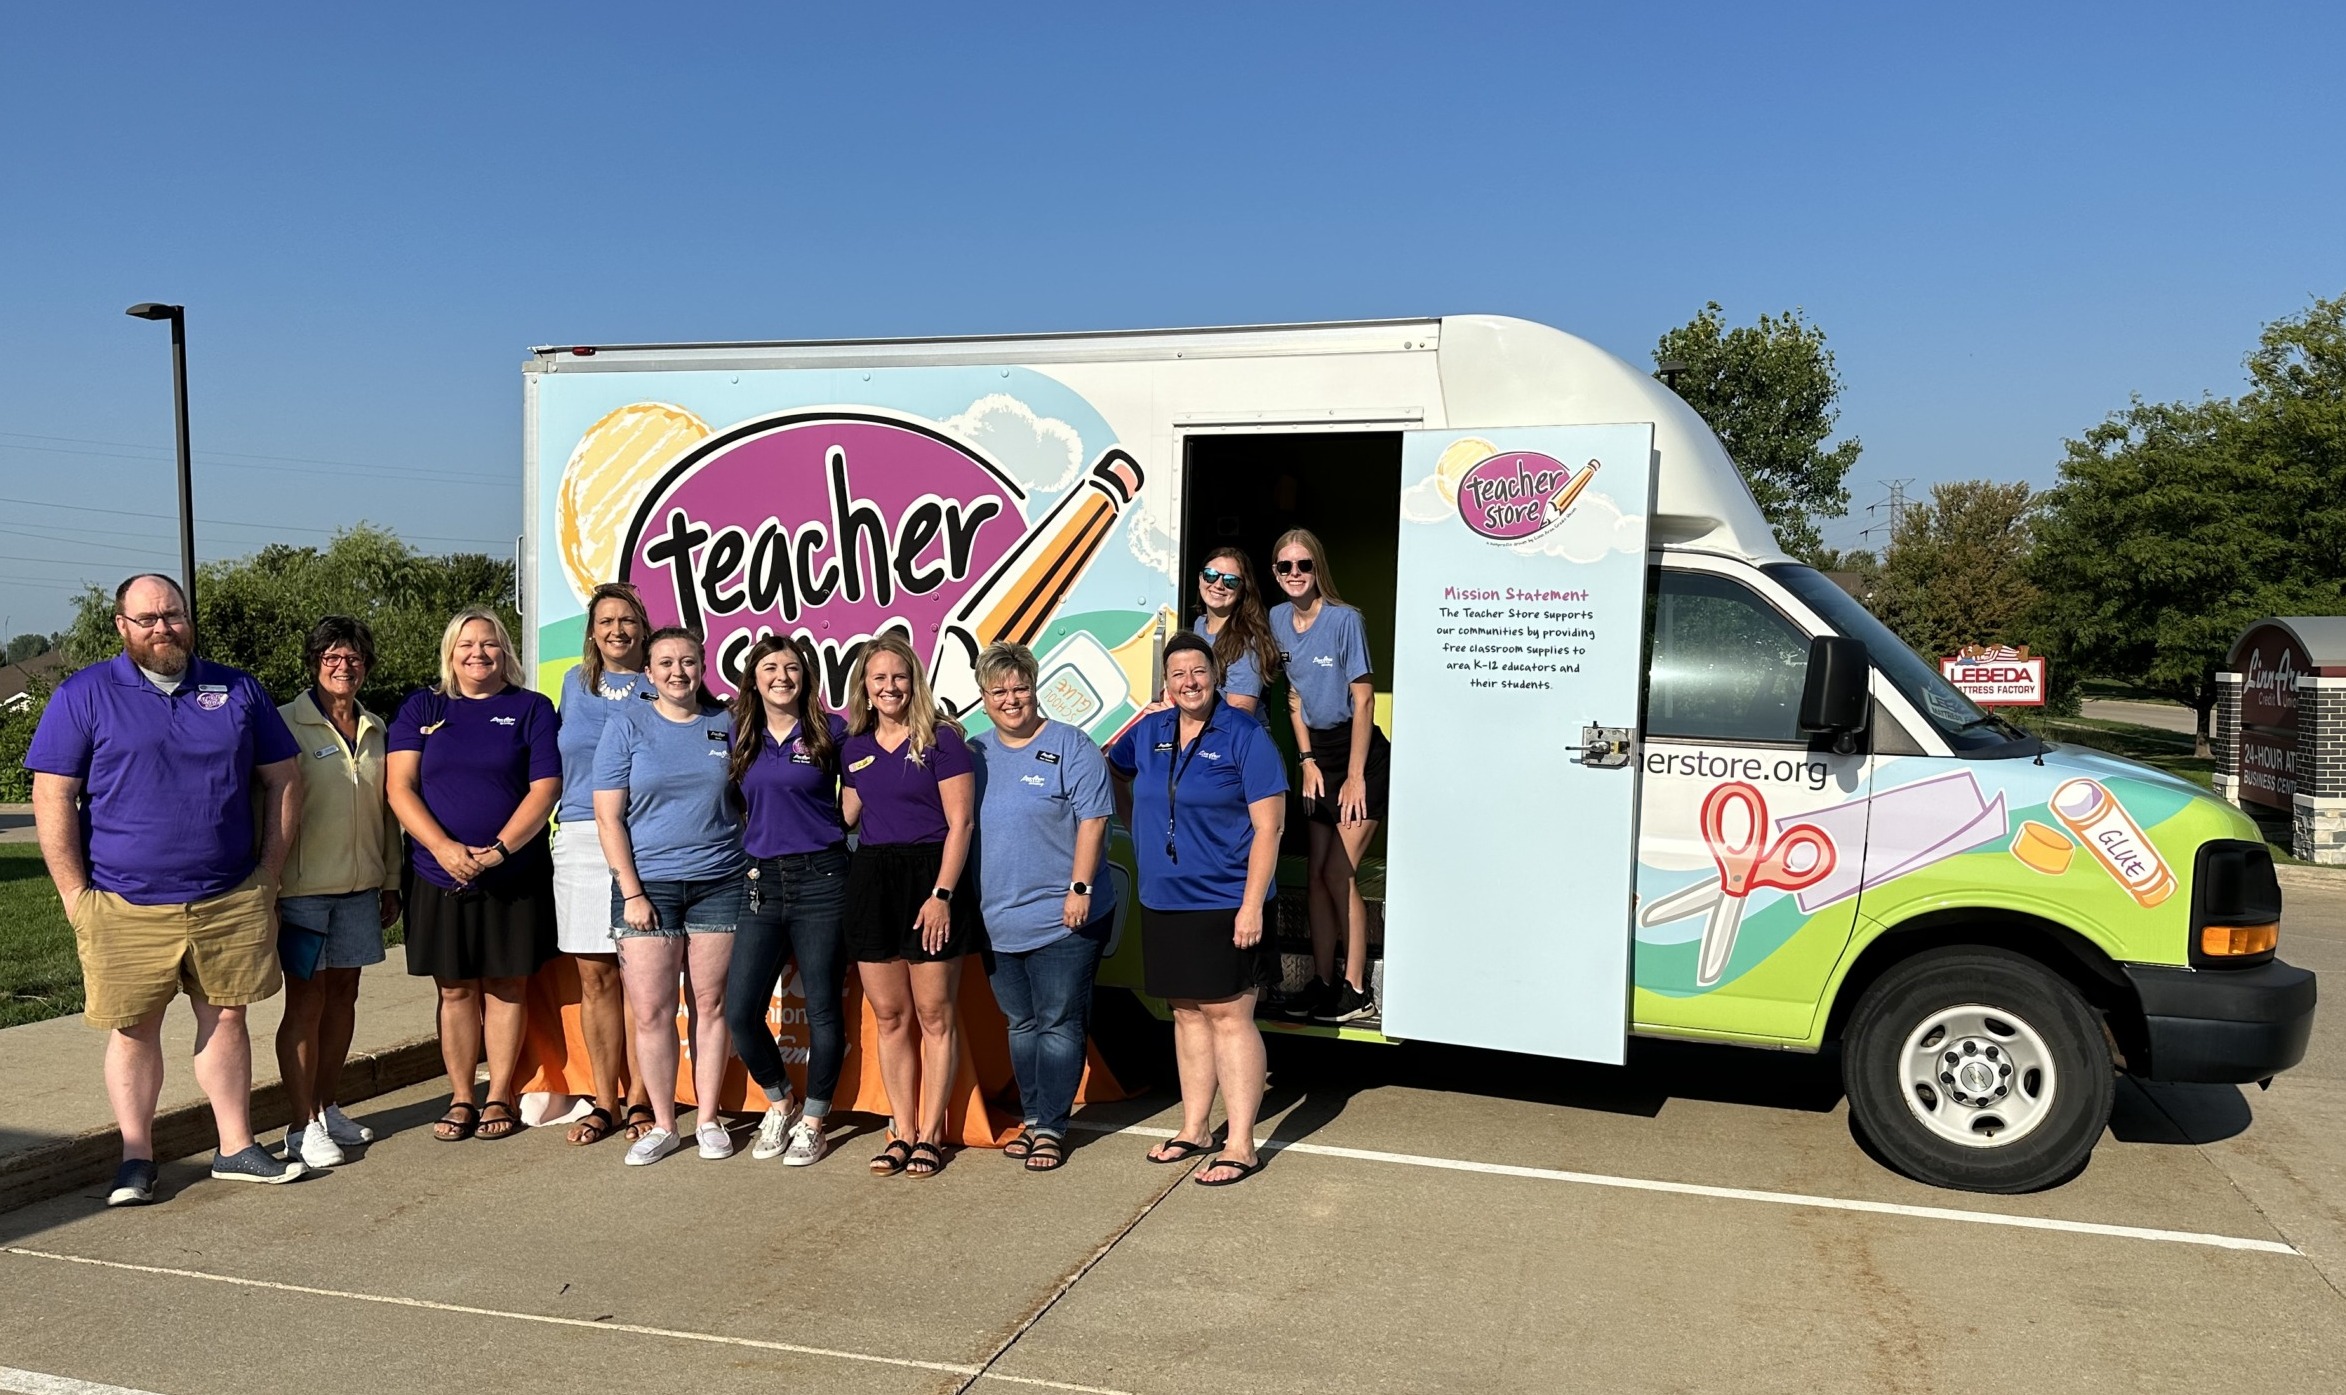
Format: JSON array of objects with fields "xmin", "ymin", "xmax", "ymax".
[{"xmin": 0, "ymin": 843, "xmax": 81, "ymax": 1027}]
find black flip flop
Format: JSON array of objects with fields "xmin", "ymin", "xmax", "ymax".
[
  {"xmin": 622, "ymin": 1103, "xmax": 658, "ymax": 1141},
  {"xmin": 1024, "ymin": 1135, "xmax": 1067, "ymax": 1172},
  {"xmin": 1191, "ymin": 1155, "xmax": 1265, "ymax": 1187},
  {"xmin": 568, "ymin": 1106, "xmax": 617, "ymax": 1146},
  {"xmin": 1146, "ymin": 1137, "xmax": 1215, "ymax": 1164},
  {"xmin": 475, "ymin": 1100, "xmax": 522, "ymax": 1141},
  {"xmin": 433, "ymin": 1102, "xmax": 479, "ymax": 1142}
]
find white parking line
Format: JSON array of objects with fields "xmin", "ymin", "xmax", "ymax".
[
  {"xmin": 0, "ymin": 1248, "xmax": 1135, "ymax": 1395},
  {"xmin": 1077, "ymin": 1123, "xmax": 2303, "ymax": 1256},
  {"xmin": 0, "ymin": 1368, "xmax": 168, "ymax": 1395}
]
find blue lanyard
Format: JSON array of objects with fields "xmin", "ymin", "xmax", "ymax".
[{"xmin": 1163, "ymin": 702, "xmax": 1216, "ymax": 865}]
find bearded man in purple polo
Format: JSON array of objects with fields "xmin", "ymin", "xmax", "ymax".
[{"xmin": 26, "ymin": 573, "xmax": 306, "ymax": 1203}]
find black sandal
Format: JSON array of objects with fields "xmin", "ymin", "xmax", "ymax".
[
  {"xmin": 476, "ymin": 1100, "xmax": 522, "ymax": 1141},
  {"xmin": 568, "ymin": 1106, "xmax": 617, "ymax": 1146},
  {"xmin": 433, "ymin": 1101, "xmax": 479, "ymax": 1142},
  {"xmin": 1024, "ymin": 1135, "xmax": 1067, "ymax": 1172},
  {"xmin": 906, "ymin": 1141, "xmax": 947, "ymax": 1179},
  {"xmin": 1001, "ymin": 1130, "xmax": 1035, "ymax": 1160},
  {"xmin": 1146, "ymin": 1137, "xmax": 1215, "ymax": 1164},
  {"xmin": 870, "ymin": 1136, "xmax": 914, "ymax": 1176},
  {"xmin": 1192, "ymin": 1155, "xmax": 1265, "ymax": 1187},
  {"xmin": 622, "ymin": 1103, "xmax": 657, "ymax": 1142}
]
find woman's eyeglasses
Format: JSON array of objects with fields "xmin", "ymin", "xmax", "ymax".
[
  {"xmin": 1198, "ymin": 567, "xmax": 1243, "ymax": 589},
  {"xmin": 1272, "ymin": 558, "xmax": 1315, "ymax": 576}
]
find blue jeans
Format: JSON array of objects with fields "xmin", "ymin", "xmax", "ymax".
[
  {"xmin": 724, "ymin": 849, "xmax": 849, "ymax": 1112},
  {"xmin": 987, "ymin": 926, "xmax": 1105, "ymax": 1137}
]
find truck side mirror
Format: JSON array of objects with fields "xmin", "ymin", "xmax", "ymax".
[{"xmin": 1800, "ymin": 636, "xmax": 1869, "ymax": 749}]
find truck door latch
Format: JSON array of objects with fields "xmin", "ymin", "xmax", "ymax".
[{"xmin": 1580, "ymin": 724, "xmax": 1635, "ymax": 769}]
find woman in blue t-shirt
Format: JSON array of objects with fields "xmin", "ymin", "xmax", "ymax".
[
  {"xmin": 1268, "ymin": 528, "xmax": 1391, "ymax": 1027},
  {"xmin": 1107, "ymin": 630, "xmax": 1286, "ymax": 1187},
  {"xmin": 723, "ymin": 634, "xmax": 850, "ymax": 1169},
  {"xmin": 1194, "ymin": 547, "xmax": 1283, "ymax": 723},
  {"xmin": 593, "ymin": 628, "xmax": 746, "ymax": 1167},
  {"xmin": 839, "ymin": 632, "xmax": 978, "ymax": 1180}
]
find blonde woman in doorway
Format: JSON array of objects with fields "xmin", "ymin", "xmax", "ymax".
[{"xmin": 1267, "ymin": 528, "xmax": 1390, "ymax": 1025}]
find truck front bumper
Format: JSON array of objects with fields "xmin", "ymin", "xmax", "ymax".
[{"xmin": 2123, "ymin": 959, "xmax": 2317, "ymax": 1084}]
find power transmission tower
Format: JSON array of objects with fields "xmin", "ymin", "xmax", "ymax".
[{"xmin": 1859, "ymin": 478, "xmax": 1914, "ymax": 547}]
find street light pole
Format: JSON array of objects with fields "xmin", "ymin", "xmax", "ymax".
[{"xmin": 125, "ymin": 302, "xmax": 196, "ymax": 619}]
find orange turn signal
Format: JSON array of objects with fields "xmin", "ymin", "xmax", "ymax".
[{"xmin": 2201, "ymin": 923, "xmax": 2279, "ymax": 958}]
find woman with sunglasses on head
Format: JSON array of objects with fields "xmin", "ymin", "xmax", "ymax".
[
  {"xmin": 1106, "ymin": 630, "xmax": 1285, "ymax": 1186},
  {"xmin": 1267, "ymin": 528, "xmax": 1390, "ymax": 1026},
  {"xmin": 724, "ymin": 634, "xmax": 851, "ymax": 1168},
  {"xmin": 594, "ymin": 627, "xmax": 746, "ymax": 1166},
  {"xmin": 839, "ymin": 632, "xmax": 979, "ymax": 1181},
  {"xmin": 552, "ymin": 582, "xmax": 656, "ymax": 1146},
  {"xmin": 1194, "ymin": 549, "xmax": 1283, "ymax": 724}
]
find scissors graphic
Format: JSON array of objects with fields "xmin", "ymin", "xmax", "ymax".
[{"xmin": 1639, "ymin": 781, "xmax": 1837, "ymax": 988}]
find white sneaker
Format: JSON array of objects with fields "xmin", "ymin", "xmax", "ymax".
[
  {"xmin": 697, "ymin": 1121, "xmax": 735, "ymax": 1160},
  {"xmin": 320, "ymin": 1104, "xmax": 374, "ymax": 1145},
  {"xmin": 624, "ymin": 1127, "xmax": 681, "ymax": 1166},
  {"xmin": 288, "ymin": 1122, "xmax": 345, "ymax": 1169},
  {"xmin": 750, "ymin": 1097, "xmax": 801, "ymax": 1160},
  {"xmin": 781, "ymin": 1117, "xmax": 827, "ymax": 1168}
]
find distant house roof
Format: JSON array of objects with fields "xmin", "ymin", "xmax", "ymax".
[{"xmin": 0, "ymin": 650, "xmax": 69, "ymax": 706}]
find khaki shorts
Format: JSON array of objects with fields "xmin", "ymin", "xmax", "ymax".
[{"xmin": 68, "ymin": 870, "xmax": 281, "ymax": 1029}]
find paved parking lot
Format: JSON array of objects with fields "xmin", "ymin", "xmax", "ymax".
[{"xmin": 3, "ymin": 870, "xmax": 2340, "ymax": 1395}]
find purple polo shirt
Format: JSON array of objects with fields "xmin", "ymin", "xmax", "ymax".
[
  {"xmin": 840, "ymin": 724, "xmax": 972, "ymax": 846},
  {"xmin": 387, "ymin": 685, "xmax": 562, "ymax": 890},
  {"xmin": 24, "ymin": 654, "xmax": 299, "ymax": 905},
  {"xmin": 741, "ymin": 712, "xmax": 850, "ymax": 858}
]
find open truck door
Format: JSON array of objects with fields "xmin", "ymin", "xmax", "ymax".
[{"xmin": 1381, "ymin": 426, "xmax": 1656, "ymax": 1063}]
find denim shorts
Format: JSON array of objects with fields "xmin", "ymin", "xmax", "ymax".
[
  {"xmin": 277, "ymin": 890, "xmax": 389, "ymax": 971},
  {"xmin": 610, "ymin": 874, "xmax": 747, "ymax": 939}
]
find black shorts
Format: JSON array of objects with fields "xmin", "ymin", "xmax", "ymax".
[
  {"xmin": 844, "ymin": 840, "xmax": 982, "ymax": 964},
  {"xmin": 1303, "ymin": 720, "xmax": 1391, "ymax": 825},
  {"xmin": 1141, "ymin": 904, "xmax": 1278, "ymax": 1002},
  {"xmin": 401, "ymin": 851, "xmax": 557, "ymax": 981}
]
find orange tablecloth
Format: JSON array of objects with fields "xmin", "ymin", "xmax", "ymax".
[{"xmin": 517, "ymin": 955, "xmax": 1129, "ymax": 1146}]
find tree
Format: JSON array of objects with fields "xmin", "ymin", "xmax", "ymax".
[
  {"xmin": 2032, "ymin": 293, "xmax": 2346, "ymax": 754},
  {"xmin": 64, "ymin": 526, "xmax": 520, "ymax": 713},
  {"xmin": 1655, "ymin": 302, "xmax": 1862, "ymax": 561},
  {"xmin": 4, "ymin": 633, "xmax": 51, "ymax": 664},
  {"xmin": 1873, "ymin": 480, "xmax": 2040, "ymax": 662}
]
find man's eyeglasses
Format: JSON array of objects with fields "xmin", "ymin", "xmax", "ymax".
[
  {"xmin": 1272, "ymin": 558, "xmax": 1315, "ymax": 576},
  {"xmin": 1198, "ymin": 567, "xmax": 1243, "ymax": 589},
  {"xmin": 119, "ymin": 610, "xmax": 189, "ymax": 631}
]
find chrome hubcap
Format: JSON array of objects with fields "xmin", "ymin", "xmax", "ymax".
[{"xmin": 1898, "ymin": 1003, "xmax": 2057, "ymax": 1148}]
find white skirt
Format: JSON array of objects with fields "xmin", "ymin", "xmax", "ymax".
[{"xmin": 551, "ymin": 823, "xmax": 616, "ymax": 955}]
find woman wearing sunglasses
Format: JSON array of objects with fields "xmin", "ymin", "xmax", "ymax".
[
  {"xmin": 1267, "ymin": 528, "xmax": 1390, "ymax": 1026},
  {"xmin": 1193, "ymin": 550, "xmax": 1283, "ymax": 724}
]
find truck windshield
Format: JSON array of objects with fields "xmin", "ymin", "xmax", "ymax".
[{"xmin": 1765, "ymin": 564, "xmax": 2040, "ymax": 755}]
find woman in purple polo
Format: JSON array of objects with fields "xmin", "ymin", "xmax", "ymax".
[
  {"xmin": 386, "ymin": 608, "xmax": 562, "ymax": 1143},
  {"xmin": 724, "ymin": 634, "xmax": 850, "ymax": 1168},
  {"xmin": 840, "ymin": 632, "xmax": 978, "ymax": 1180}
]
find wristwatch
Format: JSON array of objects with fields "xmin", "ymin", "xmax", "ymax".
[
  {"xmin": 1068, "ymin": 881, "xmax": 1092, "ymax": 896},
  {"xmin": 932, "ymin": 887, "xmax": 953, "ymax": 903}
]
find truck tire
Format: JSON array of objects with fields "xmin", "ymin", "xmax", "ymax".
[{"xmin": 1842, "ymin": 947, "xmax": 2115, "ymax": 1193}]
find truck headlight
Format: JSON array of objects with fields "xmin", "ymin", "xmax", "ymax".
[{"xmin": 2190, "ymin": 841, "xmax": 2282, "ymax": 968}]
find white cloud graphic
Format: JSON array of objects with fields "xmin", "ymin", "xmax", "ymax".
[
  {"xmin": 1513, "ymin": 490, "xmax": 1644, "ymax": 562},
  {"xmin": 1126, "ymin": 479, "xmax": 1178, "ymax": 578},
  {"xmin": 1398, "ymin": 471, "xmax": 1453, "ymax": 524},
  {"xmin": 943, "ymin": 394, "xmax": 1086, "ymax": 496}
]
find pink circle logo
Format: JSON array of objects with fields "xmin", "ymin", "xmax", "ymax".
[
  {"xmin": 621, "ymin": 413, "xmax": 1029, "ymax": 707},
  {"xmin": 1455, "ymin": 450, "xmax": 1587, "ymax": 541}
]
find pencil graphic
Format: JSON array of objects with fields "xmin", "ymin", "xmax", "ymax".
[
  {"xmin": 1546, "ymin": 461, "xmax": 1599, "ymax": 522},
  {"xmin": 929, "ymin": 448, "xmax": 1145, "ymax": 715}
]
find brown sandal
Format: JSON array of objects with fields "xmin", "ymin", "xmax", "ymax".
[{"xmin": 567, "ymin": 1106, "xmax": 617, "ymax": 1146}]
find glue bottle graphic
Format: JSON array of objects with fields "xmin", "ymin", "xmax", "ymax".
[
  {"xmin": 929, "ymin": 448, "xmax": 1144, "ymax": 715},
  {"xmin": 2048, "ymin": 778, "xmax": 2175, "ymax": 908}
]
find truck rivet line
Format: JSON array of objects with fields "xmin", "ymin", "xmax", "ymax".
[
  {"xmin": 1068, "ymin": 1123, "xmax": 2301, "ymax": 1256},
  {"xmin": 0, "ymin": 1247, "xmax": 1136, "ymax": 1391}
]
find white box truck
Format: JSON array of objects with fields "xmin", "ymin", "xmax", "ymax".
[{"xmin": 522, "ymin": 315, "xmax": 2314, "ymax": 1191}]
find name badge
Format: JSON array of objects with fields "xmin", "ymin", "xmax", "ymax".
[
  {"xmin": 313, "ymin": 745, "xmax": 340, "ymax": 760},
  {"xmin": 1036, "ymin": 750, "xmax": 1061, "ymax": 765},
  {"xmin": 789, "ymin": 750, "xmax": 814, "ymax": 765},
  {"xmin": 707, "ymin": 728, "xmax": 730, "ymax": 741},
  {"xmin": 849, "ymin": 755, "xmax": 876, "ymax": 772},
  {"xmin": 197, "ymin": 684, "xmax": 228, "ymax": 693},
  {"xmin": 1153, "ymin": 741, "xmax": 1175, "ymax": 753}
]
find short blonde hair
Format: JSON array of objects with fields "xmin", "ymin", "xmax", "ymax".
[
  {"xmin": 975, "ymin": 641, "xmax": 1039, "ymax": 693},
  {"xmin": 437, "ymin": 608, "xmax": 527, "ymax": 693}
]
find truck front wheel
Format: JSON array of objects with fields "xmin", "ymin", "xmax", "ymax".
[{"xmin": 1842, "ymin": 947, "xmax": 2116, "ymax": 1193}]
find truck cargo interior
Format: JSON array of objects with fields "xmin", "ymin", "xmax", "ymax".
[{"xmin": 1179, "ymin": 430, "xmax": 1403, "ymax": 1028}]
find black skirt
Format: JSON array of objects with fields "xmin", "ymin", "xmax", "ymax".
[
  {"xmin": 1142, "ymin": 905, "xmax": 1277, "ymax": 1002},
  {"xmin": 401, "ymin": 852, "xmax": 556, "ymax": 981},
  {"xmin": 1304, "ymin": 720, "xmax": 1391, "ymax": 825},
  {"xmin": 845, "ymin": 840, "xmax": 982, "ymax": 964}
]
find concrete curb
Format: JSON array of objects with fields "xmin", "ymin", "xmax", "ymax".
[{"xmin": 0, "ymin": 1034, "xmax": 443, "ymax": 1214}]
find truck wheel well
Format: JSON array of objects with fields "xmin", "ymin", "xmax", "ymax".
[{"xmin": 1823, "ymin": 911, "xmax": 2146, "ymax": 1066}]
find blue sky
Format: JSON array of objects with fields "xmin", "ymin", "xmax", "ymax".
[{"xmin": 3, "ymin": 2, "xmax": 2340, "ymax": 637}]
